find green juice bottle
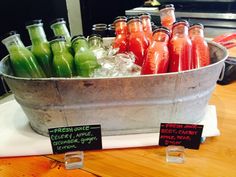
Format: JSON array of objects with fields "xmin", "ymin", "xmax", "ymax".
[
  {"xmin": 1, "ymin": 31, "xmax": 46, "ymax": 78},
  {"xmin": 26, "ymin": 19, "xmax": 53, "ymax": 77},
  {"xmin": 72, "ymin": 35, "xmax": 89, "ymax": 52},
  {"xmin": 50, "ymin": 36, "xmax": 75, "ymax": 77},
  {"xmin": 50, "ymin": 18, "xmax": 72, "ymax": 51},
  {"xmin": 71, "ymin": 35, "xmax": 100, "ymax": 77}
]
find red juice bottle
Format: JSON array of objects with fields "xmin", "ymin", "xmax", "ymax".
[
  {"xmin": 169, "ymin": 20, "xmax": 192, "ymax": 72},
  {"xmin": 159, "ymin": 4, "xmax": 176, "ymax": 31},
  {"xmin": 127, "ymin": 17, "xmax": 149, "ymax": 66},
  {"xmin": 189, "ymin": 23, "xmax": 210, "ymax": 68},
  {"xmin": 112, "ymin": 16, "xmax": 128, "ymax": 53},
  {"xmin": 141, "ymin": 27, "xmax": 170, "ymax": 75},
  {"xmin": 139, "ymin": 13, "xmax": 153, "ymax": 45}
]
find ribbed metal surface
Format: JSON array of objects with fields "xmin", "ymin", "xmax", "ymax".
[{"xmin": 0, "ymin": 41, "xmax": 228, "ymax": 136}]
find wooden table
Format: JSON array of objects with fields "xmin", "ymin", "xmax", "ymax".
[{"xmin": 1, "ymin": 50, "xmax": 236, "ymax": 177}]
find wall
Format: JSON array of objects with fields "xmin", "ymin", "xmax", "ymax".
[{"xmin": 80, "ymin": 0, "xmax": 144, "ymax": 36}]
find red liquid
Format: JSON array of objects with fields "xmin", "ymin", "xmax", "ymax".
[
  {"xmin": 113, "ymin": 19, "xmax": 128, "ymax": 53},
  {"xmin": 128, "ymin": 19, "xmax": 149, "ymax": 66},
  {"xmin": 141, "ymin": 30, "xmax": 170, "ymax": 74},
  {"xmin": 141, "ymin": 42, "xmax": 169, "ymax": 74},
  {"xmin": 161, "ymin": 16, "xmax": 175, "ymax": 30},
  {"xmin": 169, "ymin": 37, "xmax": 192, "ymax": 72}
]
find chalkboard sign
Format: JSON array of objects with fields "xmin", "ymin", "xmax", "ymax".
[
  {"xmin": 48, "ymin": 125, "xmax": 102, "ymax": 154},
  {"xmin": 159, "ymin": 123, "xmax": 204, "ymax": 149}
]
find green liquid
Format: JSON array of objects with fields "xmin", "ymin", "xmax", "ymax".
[
  {"xmin": 31, "ymin": 42, "xmax": 53, "ymax": 77},
  {"xmin": 27, "ymin": 24, "xmax": 53, "ymax": 77},
  {"xmin": 51, "ymin": 23, "xmax": 71, "ymax": 47},
  {"xmin": 51, "ymin": 41, "xmax": 75, "ymax": 77},
  {"xmin": 52, "ymin": 54, "xmax": 74, "ymax": 77},
  {"xmin": 74, "ymin": 50, "xmax": 100, "ymax": 77},
  {"xmin": 72, "ymin": 37, "xmax": 100, "ymax": 77},
  {"xmin": 9, "ymin": 46, "xmax": 46, "ymax": 78}
]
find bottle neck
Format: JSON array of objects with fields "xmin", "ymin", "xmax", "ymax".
[
  {"xmin": 115, "ymin": 21, "xmax": 127, "ymax": 35},
  {"xmin": 160, "ymin": 9, "xmax": 176, "ymax": 29},
  {"xmin": 27, "ymin": 25, "xmax": 47, "ymax": 44},
  {"xmin": 189, "ymin": 27, "xmax": 204, "ymax": 38},
  {"xmin": 72, "ymin": 39, "xmax": 89, "ymax": 52},
  {"xmin": 128, "ymin": 20, "xmax": 143, "ymax": 33},
  {"xmin": 51, "ymin": 41, "xmax": 68, "ymax": 54},
  {"xmin": 172, "ymin": 24, "xmax": 189, "ymax": 37},
  {"xmin": 88, "ymin": 37, "xmax": 103, "ymax": 49},
  {"xmin": 51, "ymin": 23, "xmax": 71, "ymax": 42},
  {"xmin": 141, "ymin": 17, "xmax": 152, "ymax": 32},
  {"xmin": 153, "ymin": 31, "xmax": 169, "ymax": 43},
  {"xmin": 2, "ymin": 34, "xmax": 25, "ymax": 53}
]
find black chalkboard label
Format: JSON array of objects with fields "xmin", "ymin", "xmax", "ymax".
[
  {"xmin": 48, "ymin": 125, "xmax": 102, "ymax": 154},
  {"xmin": 159, "ymin": 123, "xmax": 204, "ymax": 149}
]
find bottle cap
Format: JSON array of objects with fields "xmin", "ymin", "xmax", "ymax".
[
  {"xmin": 139, "ymin": 12, "xmax": 151, "ymax": 19},
  {"xmin": 92, "ymin": 23, "xmax": 107, "ymax": 29},
  {"xmin": 159, "ymin": 4, "xmax": 175, "ymax": 11},
  {"xmin": 49, "ymin": 36, "xmax": 66, "ymax": 44},
  {"xmin": 153, "ymin": 26, "xmax": 170, "ymax": 36},
  {"xmin": 1, "ymin": 31, "xmax": 19, "ymax": 41},
  {"xmin": 4, "ymin": 30, "xmax": 18, "ymax": 37},
  {"xmin": 127, "ymin": 16, "xmax": 141, "ymax": 24},
  {"xmin": 2, "ymin": 31, "xmax": 18, "ymax": 41},
  {"xmin": 114, "ymin": 16, "xmax": 127, "ymax": 24},
  {"xmin": 71, "ymin": 34, "xmax": 86, "ymax": 44},
  {"xmin": 189, "ymin": 23, "xmax": 204, "ymax": 29},
  {"xmin": 115, "ymin": 16, "xmax": 127, "ymax": 21},
  {"xmin": 108, "ymin": 23, "xmax": 115, "ymax": 29},
  {"xmin": 88, "ymin": 33, "xmax": 102, "ymax": 39},
  {"xmin": 50, "ymin": 18, "xmax": 66, "ymax": 26},
  {"xmin": 173, "ymin": 20, "xmax": 189, "ymax": 28},
  {"xmin": 25, "ymin": 19, "xmax": 43, "ymax": 27}
]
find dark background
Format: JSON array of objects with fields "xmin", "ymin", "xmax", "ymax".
[
  {"xmin": 0, "ymin": 0, "xmax": 68, "ymax": 60},
  {"xmin": 0, "ymin": 0, "xmax": 69, "ymax": 95},
  {"xmin": 80, "ymin": 0, "xmax": 143, "ymax": 36}
]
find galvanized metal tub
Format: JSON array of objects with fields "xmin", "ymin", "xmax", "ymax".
[{"xmin": 0, "ymin": 41, "xmax": 228, "ymax": 136}]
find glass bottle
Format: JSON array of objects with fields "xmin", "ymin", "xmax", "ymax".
[
  {"xmin": 92, "ymin": 23, "xmax": 107, "ymax": 37},
  {"xmin": 26, "ymin": 19, "xmax": 53, "ymax": 77},
  {"xmin": 189, "ymin": 23, "xmax": 210, "ymax": 68},
  {"xmin": 1, "ymin": 31, "xmax": 46, "ymax": 78},
  {"xmin": 71, "ymin": 35, "xmax": 100, "ymax": 77},
  {"xmin": 159, "ymin": 4, "xmax": 176, "ymax": 31},
  {"xmin": 107, "ymin": 24, "xmax": 115, "ymax": 37},
  {"xmin": 50, "ymin": 18, "xmax": 72, "ymax": 49},
  {"xmin": 50, "ymin": 36, "xmax": 75, "ymax": 77},
  {"xmin": 88, "ymin": 34, "xmax": 105, "ymax": 59},
  {"xmin": 127, "ymin": 17, "xmax": 149, "ymax": 66},
  {"xmin": 169, "ymin": 20, "xmax": 192, "ymax": 72},
  {"xmin": 112, "ymin": 16, "xmax": 128, "ymax": 53},
  {"xmin": 139, "ymin": 13, "xmax": 153, "ymax": 45},
  {"xmin": 141, "ymin": 27, "xmax": 170, "ymax": 75},
  {"xmin": 88, "ymin": 34, "xmax": 103, "ymax": 50},
  {"xmin": 72, "ymin": 35, "xmax": 89, "ymax": 53}
]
